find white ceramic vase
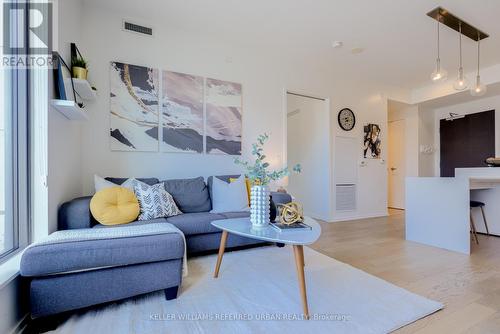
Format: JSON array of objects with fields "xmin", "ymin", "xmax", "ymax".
[{"xmin": 250, "ymin": 185, "xmax": 270, "ymax": 228}]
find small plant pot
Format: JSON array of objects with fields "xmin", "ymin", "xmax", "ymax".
[{"xmin": 72, "ymin": 66, "xmax": 88, "ymax": 80}]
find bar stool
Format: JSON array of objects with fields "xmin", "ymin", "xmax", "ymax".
[{"xmin": 470, "ymin": 200, "xmax": 490, "ymax": 244}]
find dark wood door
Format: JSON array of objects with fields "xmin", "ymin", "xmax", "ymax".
[{"xmin": 440, "ymin": 110, "xmax": 495, "ymax": 177}]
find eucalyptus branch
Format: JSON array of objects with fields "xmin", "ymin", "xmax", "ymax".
[{"xmin": 234, "ymin": 133, "xmax": 301, "ymax": 186}]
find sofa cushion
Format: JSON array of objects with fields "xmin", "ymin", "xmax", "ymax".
[
  {"xmin": 58, "ymin": 196, "xmax": 96, "ymax": 230},
  {"xmin": 93, "ymin": 217, "xmax": 168, "ymax": 228},
  {"xmin": 219, "ymin": 211, "xmax": 250, "ymax": 219},
  {"xmin": 134, "ymin": 181, "xmax": 182, "ymax": 220},
  {"xmin": 20, "ymin": 225, "xmax": 184, "ymax": 277},
  {"xmin": 207, "ymin": 175, "xmax": 240, "ymax": 201},
  {"xmin": 166, "ymin": 212, "xmax": 226, "ymax": 235},
  {"xmin": 105, "ymin": 177, "xmax": 159, "ymax": 186},
  {"xmin": 271, "ymin": 192, "xmax": 293, "ymax": 206},
  {"xmin": 210, "ymin": 175, "xmax": 249, "ymax": 213},
  {"xmin": 90, "ymin": 187, "xmax": 140, "ymax": 225},
  {"xmin": 163, "ymin": 177, "xmax": 211, "ymax": 213}
]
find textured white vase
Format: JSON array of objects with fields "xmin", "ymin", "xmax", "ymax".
[{"xmin": 250, "ymin": 185, "xmax": 270, "ymax": 228}]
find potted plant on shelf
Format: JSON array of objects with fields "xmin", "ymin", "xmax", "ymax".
[
  {"xmin": 235, "ymin": 133, "xmax": 301, "ymax": 228},
  {"xmin": 71, "ymin": 56, "xmax": 88, "ymax": 80}
]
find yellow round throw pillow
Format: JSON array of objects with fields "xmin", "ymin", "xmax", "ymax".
[{"xmin": 90, "ymin": 187, "xmax": 140, "ymax": 226}]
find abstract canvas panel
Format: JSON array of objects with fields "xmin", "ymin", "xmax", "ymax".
[
  {"xmin": 363, "ymin": 123, "xmax": 381, "ymax": 159},
  {"xmin": 161, "ymin": 71, "xmax": 204, "ymax": 153},
  {"xmin": 110, "ymin": 62, "xmax": 159, "ymax": 151},
  {"xmin": 205, "ymin": 78, "xmax": 242, "ymax": 155}
]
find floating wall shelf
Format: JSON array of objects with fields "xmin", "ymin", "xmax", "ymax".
[
  {"xmin": 64, "ymin": 78, "xmax": 97, "ymax": 100},
  {"xmin": 50, "ymin": 99, "xmax": 89, "ymax": 121}
]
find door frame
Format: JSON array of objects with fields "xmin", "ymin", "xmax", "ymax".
[
  {"xmin": 388, "ymin": 118, "xmax": 406, "ymax": 209},
  {"xmin": 282, "ymin": 89, "xmax": 333, "ymax": 221}
]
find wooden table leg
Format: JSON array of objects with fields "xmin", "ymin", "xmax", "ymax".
[
  {"xmin": 293, "ymin": 245, "xmax": 309, "ymax": 319},
  {"xmin": 214, "ymin": 231, "xmax": 228, "ymax": 278}
]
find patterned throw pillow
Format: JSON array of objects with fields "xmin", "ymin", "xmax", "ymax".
[{"xmin": 134, "ymin": 181, "xmax": 182, "ymax": 220}]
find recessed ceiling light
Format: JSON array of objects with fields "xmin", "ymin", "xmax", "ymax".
[
  {"xmin": 332, "ymin": 41, "xmax": 343, "ymax": 49},
  {"xmin": 351, "ymin": 47, "xmax": 364, "ymax": 54}
]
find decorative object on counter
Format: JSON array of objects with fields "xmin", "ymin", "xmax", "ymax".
[
  {"xmin": 234, "ymin": 133, "xmax": 301, "ymax": 228},
  {"xmin": 485, "ymin": 157, "xmax": 500, "ymax": 167},
  {"xmin": 363, "ymin": 123, "xmax": 381, "ymax": 159},
  {"xmin": 71, "ymin": 56, "xmax": 88, "ymax": 80},
  {"xmin": 277, "ymin": 202, "xmax": 304, "ymax": 225}
]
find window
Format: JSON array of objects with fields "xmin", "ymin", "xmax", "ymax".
[{"xmin": 1, "ymin": 1, "xmax": 31, "ymax": 261}]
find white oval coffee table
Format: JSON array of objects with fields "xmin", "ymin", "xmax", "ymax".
[{"xmin": 211, "ymin": 217, "xmax": 321, "ymax": 319}]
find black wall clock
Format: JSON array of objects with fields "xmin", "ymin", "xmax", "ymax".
[{"xmin": 338, "ymin": 108, "xmax": 356, "ymax": 131}]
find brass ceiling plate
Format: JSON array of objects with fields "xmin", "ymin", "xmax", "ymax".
[{"xmin": 427, "ymin": 7, "xmax": 489, "ymax": 41}]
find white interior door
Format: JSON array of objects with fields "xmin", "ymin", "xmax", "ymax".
[
  {"xmin": 286, "ymin": 93, "xmax": 330, "ymax": 220},
  {"xmin": 388, "ymin": 119, "xmax": 406, "ymax": 209}
]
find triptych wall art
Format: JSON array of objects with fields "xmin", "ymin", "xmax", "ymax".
[{"xmin": 109, "ymin": 61, "xmax": 242, "ymax": 155}]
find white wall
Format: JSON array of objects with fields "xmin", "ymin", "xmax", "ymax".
[
  {"xmin": 388, "ymin": 102, "xmax": 419, "ymax": 178},
  {"xmin": 76, "ymin": 3, "xmax": 405, "ymax": 221},
  {"xmin": 0, "ymin": 2, "xmax": 84, "ymax": 334},
  {"xmin": 286, "ymin": 94, "xmax": 331, "ymax": 221},
  {"xmin": 48, "ymin": 0, "xmax": 84, "ymax": 232},
  {"xmin": 331, "ymin": 92, "xmax": 391, "ymax": 221},
  {"xmin": 418, "ymin": 107, "xmax": 435, "ymax": 177}
]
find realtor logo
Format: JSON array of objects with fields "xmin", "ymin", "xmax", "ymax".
[{"xmin": 3, "ymin": 2, "xmax": 52, "ymax": 55}]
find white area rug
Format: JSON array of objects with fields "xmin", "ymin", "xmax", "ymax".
[{"xmin": 51, "ymin": 246, "xmax": 443, "ymax": 334}]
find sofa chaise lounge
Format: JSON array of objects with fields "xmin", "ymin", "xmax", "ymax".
[{"xmin": 20, "ymin": 175, "xmax": 292, "ymax": 318}]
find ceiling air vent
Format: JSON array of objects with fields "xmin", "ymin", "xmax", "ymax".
[{"xmin": 123, "ymin": 20, "xmax": 153, "ymax": 36}]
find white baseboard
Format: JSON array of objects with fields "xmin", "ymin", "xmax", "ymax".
[{"xmin": 327, "ymin": 211, "xmax": 389, "ymax": 223}]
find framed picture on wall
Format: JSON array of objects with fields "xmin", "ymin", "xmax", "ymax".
[
  {"xmin": 363, "ymin": 123, "xmax": 381, "ymax": 159},
  {"xmin": 161, "ymin": 70, "xmax": 204, "ymax": 153},
  {"xmin": 109, "ymin": 61, "xmax": 160, "ymax": 152},
  {"xmin": 205, "ymin": 78, "xmax": 242, "ymax": 155}
]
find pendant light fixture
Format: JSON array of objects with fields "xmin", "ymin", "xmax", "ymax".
[
  {"xmin": 471, "ymin": 32, "xmax": 487, "ymax": 96},
  {"xmin": 430, "ymin": 16, "xmax": 447, "ymax": 82},
  {"xmin": 453, "ymin": 22, "xmax": 468, "ymax": 90}
]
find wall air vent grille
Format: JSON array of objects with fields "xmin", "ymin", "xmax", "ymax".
[
  {"xmin": 123, "ymin": 21, "xmax": 153, "ymax": 36},
  {"xmin": 336, "ymin": 184, "xmax": 356, "ymax": 211}
]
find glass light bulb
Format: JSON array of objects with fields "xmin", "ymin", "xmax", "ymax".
[
  {"xmin": 430, "ymin": 59, "xmax": 447, "ymax": 82},
  {"xmin": 453, "ymin": 68, "xmax": 468, "ymax": 91},
  {"xmin": 470, "ymin": 75, "xmax": 487, "ymax": 97}
]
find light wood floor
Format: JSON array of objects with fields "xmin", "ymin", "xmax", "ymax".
[{"xmin": 310, "ymin": 209, "xmax": 500, "ymax": 333}]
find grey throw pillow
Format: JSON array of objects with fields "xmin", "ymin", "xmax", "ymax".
[{"xmin": 134, "ymin": 181, "xmax": 182, "ymax": 220}]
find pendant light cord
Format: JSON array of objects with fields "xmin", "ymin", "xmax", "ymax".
[
  {"xmin": 437, "ymin": 18, "xmax": 440, "ymax": 61},
  {"xmin": 477, "ymin": 32, "xmax": 481, "ymax": 75},
  {"xmin": 459, "ymin": 22, "xmax": 463, "ymax": 68}
]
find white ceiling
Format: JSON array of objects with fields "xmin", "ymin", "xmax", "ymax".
[{"xmin": 84, "ymin": 0, "xmax": 500, "ymax": 90}]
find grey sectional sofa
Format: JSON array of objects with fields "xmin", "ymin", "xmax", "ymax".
[
  {"xmin": 59, "ymin": 175, "xmax": 291, "ymax": 253},
  {"xmin": 21, "ymin": 175, "xmax": 292, "ymax": 318}
]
